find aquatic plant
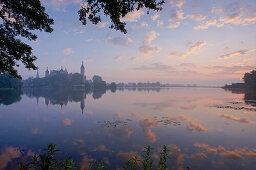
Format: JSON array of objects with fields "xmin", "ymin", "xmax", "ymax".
[
  {"xmin": 142, "ymin": 145, "xmax": 153, "ymax": 170},
  {"xmin": 20, "ymin": 144, "xmax": 169, "ymax": 170},
  {"xmin": 158, "ymin": 145, "xmax": 168, "ymax": 170}
]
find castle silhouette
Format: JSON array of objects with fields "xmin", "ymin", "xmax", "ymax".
[{"xmin": 36, "ymin": 61, "xmax": 86, "ymax": 82}]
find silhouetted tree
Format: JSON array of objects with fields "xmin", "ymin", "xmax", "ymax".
[
  {"xmin": 0, "ymin": 0, "xmax": 54, "ymax": 78},
  {"xmin": 78, "ymin": 0, "xmax": 164, "ymax": 34},
  {"xmin": 243, "ymin": 70, "xmax": 256, "ymax": 88}
]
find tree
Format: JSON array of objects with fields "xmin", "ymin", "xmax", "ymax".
[
  {"xmin": 243, "ymin": 70, "xmax": 256, "ymax": 88},
  {"xmin": 0, "ymin": 0, "xmax": 54, "ymax": 79},
  {"xmin": 1, "ymin": 0, "xmax": 164, "ymax": 78},
  {"xmin": 78, "ymin": 0, "xmax": 164, "ymax": 34}
]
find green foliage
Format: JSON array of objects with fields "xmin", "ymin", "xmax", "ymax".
[
  {"xmin": 85, "ymin": 161, "xmax": 104, "ymax": 170},
  {"xmin": 0, "ymin": 0, "xmax": 54, "ymax": 78},
  {"xmin": 20, "ymin": 144, "xmax": 77, "ymax": 170},
  {"xmin": 158, "ymin": 145, "xmax": 168, "ymax": 170},
  {"xmin": 142, "ymin": 145, "xmax": 153, "ymax": 170},
  {"xmin": 124, "ymin": 156, "xmax": 140, "ymax": 170},
  {"xmin": 20, "ymin": 144, "xmax": 169, "ymax": 170},
  {"xmin": 78, "ymin": 0, "xmax": 165, "ymax": 34},
  {"xmin": 243, "ymin": 70, "xmax": 256, "ymax": 88}
]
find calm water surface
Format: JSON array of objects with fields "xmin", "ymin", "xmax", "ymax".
[{"xmin": 0, "ymin": 87, "xmax": 256, "ymax": 169}]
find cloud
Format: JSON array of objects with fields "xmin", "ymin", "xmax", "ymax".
[
  {"xmin": 107, "ymin": 36, "xmax": 133, "ymax": 46},
  {"xmin": 194, "ymin": 19, "xmax": 223, "ymax": 30},
  {"xmin": 93, "ymin": 145, "xmax": 108, "ymax": 152},
  {"xmin": 139, "ymin": 44, "xmax": 161, "ymax": 55},
  {"xmin": 31, "ymin": 128, "xmax": 39, "ymax": 135},
  {"xmin": 129, "ymin": 56, "xmax": 138, "ymax": 62},
  {"xmin": 157, "ymin": 20, "xmax": 164, "ymax": 27},
  {"xmin": 179, "ymin": 41, "xmax": 207, "ymax": 58},
  {"xmin": 72, "ymin": 139, "xmax": 84, "ymax": 145},
  {"xmin": 117, "ymin": 151, "xmax": 139, "ymax": 161},
  {"xmin": 168, "ymin": 144, "xmax": 181, "ymax": 152},
  {"xmin": 167, "ymin": 10, "xmax": 183, "ymax": 29},
  {"xmin": 166, "ymin": 52, "xmax": 178, "ymax": 58},
  {"xmin": 167, "ymin": 21, "xmax": 180, "ymax": 28},
  {"xmin": 220, "ymin": 151, "xmax": 243, "ymax": 160},
  {"xmin": 0, "ymin": 147, "xmax": 22, "ymax": 169},
  {"xmin": 190, "ymin": 152, "xmax": 207, "ymax": 160},
  {"xmin": 179, "ymin": 114, "xmax": 207, "ymax": 132},
  {"xmin": 121, "ymin": 10, "xmax": 144, "ymax": 22},
  {"xmin": 63, "ymin": 48, "xmax": 74, "ymax": 55},
  {"xmin": 188, "ymin": 13, "xmax": 207, "ymax": 21},
  {"xmin": 223, "ymin": 46, "xmax": 230, "ymax": 50},
  {"xmin": 219, "ymin": 49, "xmax": 253, "ymax": 59},
  {"xmin": 140, "ymin": 22, "xmax": 149, "ymax": 27},
  {"xmin": 151, "ymin": 14, "xmax": 160, "ymax": 21},
  {"xmin": 170, "ymin": 9, "xmax": 184, "ymax": 21},
  {"xmin": 220, "ymin": 13, "xmax": 241, "ymax": 24},
  {"xmin": 63, "ymin": 118, "xmax": 72, "ymax": 126},
  {"xmin": 179, "ymin": 63, "xmax": 196, "ymax": 68},
  {"xmin": 96, "ymin": 22, "xmax": 108, "ymax": 28},
  {"xmin": 114, "ymin": 113, "xmax": 123, "ymax": 118},
  {"xmin": 219, "ymin": 113, "xmax": 253, "ymax": 123},
  {"xmin": 196, "ymin": 4, "xmax": 256, "ymax": 29},
  {"xmin": 134, "ymin": 62, "xmax": 173, "ymax": 72},
  {"xmin": 72, "ymin": 28, "xmax": 85, "ymax": 34},
  {"xmin": 139, "ymin": 31, "xmax": 161, "ymax": 55},
  {"xmin": 79, "ymin": 154, "xmax": 95, "ymax": 169},
  {"xmin": 107, "ymin": 126, "xmax": 133, "ymax": 138},
  {"xmin": 139, "ymin": 116, "xmax": 159, "ymax": 143},
  {"xmin": 172, "ymin": 153, "xmax": 185, "ymax": 165},
  {"xmin": 192, "ymin": 143, "xmax": 256, "ymax": 161},
  {"xmin": 194, "ymin": 143, "xmax": 218, "ymax": 154},
  {"xmin": 130, "ymin": 112, "xmax": 138, "ymax": 116},
  {"xmin": 114, "ymin": 56, "xmax": 122, "ymax": 61},
  {"xmin": 144, "ymin": 31, "xmax": 158, "ymax": 44},
  {"xmin": 169, "ymin": 0, "xmax": 186, "ymax": 8}
]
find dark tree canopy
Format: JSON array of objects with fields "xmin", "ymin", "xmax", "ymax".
[
  {"xmin": 78, "ymin": 0, "xmax": 165, "ymax": 34},
  {"xmin": 0, "ymin": 0, "xmax": 54, "ymax": 78},
  {"xmin": 243, "ymin": 70, "xmax": 256, "ymax": 88}
]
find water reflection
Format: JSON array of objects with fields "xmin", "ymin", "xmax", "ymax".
[
  {"xmin": 0, "ymin": 89, "xmax": 22, "ymax": 106},
  {"xmin": 223, "ymin": 88, "xmax": 256, "ymax": 107},
  {"xmin": 0, "ymin": 87, "xmax": 256, "ymax": 169}
]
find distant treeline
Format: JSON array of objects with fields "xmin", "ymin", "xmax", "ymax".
[{"xmin": 117, "ymin": 82, "xmax": 197, "ymax": 88}]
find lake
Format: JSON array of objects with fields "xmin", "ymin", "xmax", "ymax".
[{"xmin": 0, "ymin": 87, "xmax": 256, "ymax": 169}]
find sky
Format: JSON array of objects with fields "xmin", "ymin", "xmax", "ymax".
[{"xmin": 19, "ymin": 0, "xmax": 256, "ymax": 86}]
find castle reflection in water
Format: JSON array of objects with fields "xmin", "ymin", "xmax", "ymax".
[{"xmin": 1, "ymin": 87, "xmax": 256, "ymax": 112}]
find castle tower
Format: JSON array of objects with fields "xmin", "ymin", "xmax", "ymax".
[
  {"xmin": 80, "ymin": 61, "xmax": 85, "ymax": 83},
  {"xmin": 80, "ymin": 98, "xmax": 85, "ymax": 114},
  {"xmin": 45, "ymin": 67, "xmax": 49, "ymax": 77},
  {"xmin": 36, "ymin": 70, "xmax": 39, "ymax": 78}
]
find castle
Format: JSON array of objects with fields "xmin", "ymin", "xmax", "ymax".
[{"xmin": 44, "ymin": 62, "xmax": 86, "ymax": 82}]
